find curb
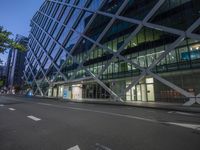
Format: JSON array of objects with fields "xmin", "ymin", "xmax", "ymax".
[{"xmin": 66, "ymin": 100, "xmax": 200, "ymax": 113}]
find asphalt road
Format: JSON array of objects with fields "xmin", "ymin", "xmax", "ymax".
[{"xmin": 0, "ymin": 95, "xmax": 200, "ymax": 150}]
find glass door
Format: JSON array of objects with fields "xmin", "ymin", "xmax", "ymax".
[
  {"xmin": 147, "ymin": 84, "xmax": 155, "ymax": 101},
  {"xmin": 136, "ymin": 85, "xmax": 142, "ymax": 101}
]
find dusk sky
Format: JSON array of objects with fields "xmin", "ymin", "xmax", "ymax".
[{"xmin": 0, "ymin": 0, "xmax": 43, "ymax": 64}]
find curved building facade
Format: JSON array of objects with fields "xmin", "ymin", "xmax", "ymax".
[{"xmin": 24, "ymin": 0, "xmax": 200, "ymax": 105}]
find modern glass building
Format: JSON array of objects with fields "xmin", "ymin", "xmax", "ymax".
[
  {"xmin": 7, "ymin": 35, "xmax": 28, "ymax": 90},
  {"xmin": 23, "ymin": 0, "xmax": 200, "ymax": 105}
]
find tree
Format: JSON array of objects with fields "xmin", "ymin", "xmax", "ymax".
[{"xmin": 0, "ymin": 26, "xmax": 26, "ymax": 53}]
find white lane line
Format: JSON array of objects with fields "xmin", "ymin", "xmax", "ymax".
[
  {"xmin": 8, "ymin": 108, "xmax": 16, "ymax": 111},
  {"xmin": 2, "ymin": 97, "xmax": 200, "ymax": 131},
  {"xmin": 168, "ymin": 111, "xmax": 174, "ymax": 114},
  {"xmin": 0, "ymin": 104, "xmax": 4, "ymax": 107},
  {"xmin": 27, "ymin": 115, "xmax": 41, "ymax": 121},
  {"xmin": 168, "ymin": 111, "xmax": 198, "ymax": 116},
  {"xmin": 38, "ymin": 103, "xmax": 157, "ymax": 123},
  {"xmin": 167, "ymin": 122, "xmax": 200, "ymax": 131},
  {"xmin": 36, "ymin": 104, "xmax": 200, "ymax": 129},
  {"xmin": 96, "ymin": 143, "xmax": 112, "ymax": 150},
  {"xmin": 176, "ymin": 111, "xmax": 196, "ymax": 116},
  {"xmin": 67, "ymin": 145, "xmax": 80, "ymax": 150}
]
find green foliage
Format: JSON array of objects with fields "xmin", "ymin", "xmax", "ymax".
[
  {"xmin": 11, "ymin": 41, "xmax": 26, "ymax": 52},
  {"xmin": 0, "ymin": 80, "xmax": 4, "ymax": 87},
  {"xmin": 0, "ymin": 26, "xmax": 26, "ymax": 53}
]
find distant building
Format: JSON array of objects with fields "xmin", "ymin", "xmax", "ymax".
[
  {"xmin": 0, "ymin": 65, "xmax": 6, "ymax": 88},
  {"xmin": 24, "ymin": 0, "xmax": 200, "ymax": 105},
  {"xmin": 6, "ymin": 35, "xmax": 28, "ymax": 91}
]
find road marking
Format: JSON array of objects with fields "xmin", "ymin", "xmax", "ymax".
[
  {"xmin": 168, "ymin": 111, "xmax": 198, "ymax": 116},
  {"xmin": 175, "ymin": 111, "xmax": 196, "ymax": 116},
  {"xmin": 168, "ymin": 111, "xmax": 174, "ymax": 114},
  {"xmin": 37, "ymin": 102, "xmax": 53, "ymax": 106},
  {"xmin": 96, "ymin": 143, "xmax": 112, "ymax": 150},
  {"xmin": 27, "ymin": 115, "xmax": 41, "ymax": 121},
  {"xmin": 37, "ymin": 102, "xmax": 200, "ymax": 130},
  {"xmin": 41, "ymin": 104, "xmax": 200, "ymax": 130},
  {"xmin": 167, "ymin": 122, "xmax": 200, "ymax": 130},
  {"xmin": 2, "ymin": 97, "xmax": 200, "ymax": 131},
  {"xmin": 67, "ymin": 145, "xmax": 80, "ymax": 150},
  {"xmin": 8, "ymin": 108, "xmax": 16, "ymax": 111},
  {"xmin": 37, "ymin": 103, "xmax": 157, "ymax": 122},
  {"xmin": 0, "ymin": 104, "xmax": 4, "ymax": 107}
]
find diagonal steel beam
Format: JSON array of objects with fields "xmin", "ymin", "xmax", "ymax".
[
  {"xmin": 32, "ymin": 0, "xmax": 95, "ymax": 81},
  {"xmin": 29, "ymin": 33, "xmax": 68, "ymax": 81},
  {"xmin": 26, "ymin": 0, "xmax": 106, "ymax": 96},
  {"xmin": 196, "ymin": 93, "xmax": 200, "ymax": 97},
  {"xmin": 71, "ymin": 27, "xmax": 145, "ymax": 73},
  {"xmin": 146, "ymin": 17, "xmax": 200, "ymax": 106},
  {"xmin": 121, "ymin": 71, "xmax": 147, "ymax": 97},
  {"xmin": 33, "ymin": 88, "xmax": 38, "ymax": 95},
  {"xmin": 186, "ymin": 18, "xmax": 200, "ymax": 34},
  {"xmin": 26, "ymin": 58, "xmax": 44, "ymax": 96},
  {"xmin": 27, "ymin": 45, "xmax": 52, "ymax": 85},
  {"xmin": 36, "ymin": 0, "xmax": 107, "ymax": 83},
  {"xmin": 48, "ymin": 0, "xmax": 199, "ymax": 41},
  {"xmin": 145, "ymin": 17, "xmax": 200, "ymax": 71},
  {"xmin": 25, "ymin": 50, "xmax": 49, "ymax": 96},
  {"xmin": 30, "ymin": 0, "xmax": 83, "ymax": 83},
  {"xmin": 23, "ymin": 70, "xmax": 30, "ymax": 85},
  {"xmin": 115, "ymin": 2, "xmax": 200, "ymax": 104},
  {"xmin": 27, "ymin": 0, "xmax": 200, "ymax": 104},
  {"xmin": 97, "ymin": 24, "xmax": 144, "ymax": 77},
  {"xmin": 109, "ymin": 0, "xmax": 166, "ymax": 99},
  {"xmin": 41, "ymin": 0, "xmax": 195, "ymax": 84},
  {"xmin": 147, "ymin": 71, "xmax": 193, "ymax": 98},
  {"xmin": 25, "ymin": 46, "xmax": 50, "ymax": 82},
  {"xmin": 29, "ymin": 23, "xmax": 69, "ymax": 80},
  {"xmin": 69, "ymin": 0, "xmax": 130, "ymax": 80},
  {"xmin": 32, "ymin": 0, "xmax": 129, "ymax": 101},
  {"xmin": 31, "ymin": 16, "xmax": 123, "ymax": 101},
  {"xmin": 196, "ymin": 93, "xmax": 200, "ymax": 105},
  {"xmin": 148, "ymin": 35, "xmax": 185, "ymax": 70},
  {"xmin": 50, "ymin": 1, "xmax": 108, "ymax": 84},
  {"xmin": 98, "ymin": 0, "xmax": 165, "ymax": 76}
]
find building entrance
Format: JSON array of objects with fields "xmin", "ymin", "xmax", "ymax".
[
  {"xmin": 83, "ymin": 83, "xmax": 110, "ymax": 99},
  {"xmin": 126, "ymin": 78, "xmax": 155, "ymax": 102}
]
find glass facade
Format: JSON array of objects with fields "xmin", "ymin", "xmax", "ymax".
[{"xmin": 24, "ymin": 0, "xmax": 200, "ymax": 104}]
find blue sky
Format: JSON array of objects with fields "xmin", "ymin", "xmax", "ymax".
[{"xmin": 0, "ymin": 0, "xmax": 43, "ymax": 64}]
